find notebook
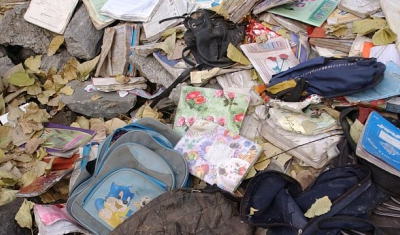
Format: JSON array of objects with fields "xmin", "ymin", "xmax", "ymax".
[
  {"xmin": 174, "ymin": 119, "xmax": 262, "ymax": 193},
  {"xmin": 356, "ymin": 111, "xmax": 400, "ymax": 177},
  {"xmin": 24, "ymin": 0, "xmax": 79, "ymax": 34}
]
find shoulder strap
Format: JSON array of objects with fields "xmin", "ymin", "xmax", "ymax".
[{"xmin": 149, "ymin": 67, "xmax": 193, "ymax": 108}]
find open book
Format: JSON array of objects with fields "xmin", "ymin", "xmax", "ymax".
[
  {"xmin": 100, "ymin": 0, "xmax": 162, "ymax": 22},
  {"xmin": 24, "ymin": 0, "xmax": 79, "ymax": 34},
  {"xmin": 143, "ymin": 0, "xmax": 196, "ymax": 41}
]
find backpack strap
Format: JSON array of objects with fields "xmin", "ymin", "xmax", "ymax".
[
  {"xmin": 149, "ymin": 67, "xmax": 193, "ymax": 108},
  {"xmin": 264, "ymin": 78, "xmax": 308, "ymax": 102},
  {"xmin": 316, "ymin": 216, "xmax": 381, "ymax": 235}
]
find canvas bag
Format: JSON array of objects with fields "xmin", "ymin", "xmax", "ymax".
[
  {"xmin": 150, "ymin": 9, "xmax": 245, "ymax": 108},
  {"xmin": 265, "ymin": 57, "xmax": 386, "ymax": 101},
  {"xmin": 240, "ymin": 164, "xmax": 386, "ymax": 235},
  {"xmin": 111, "ymin": 187, "xmax": 255, "ymax": 235},
  {"xmin": 66, "ymin": 118, "xmax": 188, "ymax": 235}
]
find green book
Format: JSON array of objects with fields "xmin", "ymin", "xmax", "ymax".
[{"xmin": 268, "ymin": 0, "xmax": 339, "ymax": 27}]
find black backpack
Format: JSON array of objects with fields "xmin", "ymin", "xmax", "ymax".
[
  {"xmin": 240, "ymin": 164, "xmax": 386, "ymax": 235},
  {"xmin": 150, "ymin": 9, "xmax": 245, "ymax": 108}
]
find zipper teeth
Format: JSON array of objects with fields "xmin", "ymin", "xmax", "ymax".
[{"xmin": 295, "ymin": 62, "xmax": 357, "ymax": 79}]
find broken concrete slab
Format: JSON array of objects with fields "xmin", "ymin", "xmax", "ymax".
[
  {"xmin": 61, "ymin": 80, "xmax": 137, "ymax": 119},
  {"xmin": 64, "ymin": 4, "xmax": 104, "ymax": 60},
  {"xmin": 0, "ymin": 3, "xmax": 51, "ymax": 54},
  {"xmin": 131, "ymin": 54, "xmax": 175, "ymax": 88},
  {"xmin": 40, "ymin": 49, "xmax": 75, "ymax": 73}
]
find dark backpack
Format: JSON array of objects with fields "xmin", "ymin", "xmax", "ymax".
[
  {"xmin": 265, "ymin": 57, "xmax": 386, "ymax": 102},
  {"xmin": 150, "ymin": 9, "xmax": 245, "ymax": 108},
  {"xmin": 240, "ymin": 164, "xmax": 386, "ymax": 235},
  {"xmin": 180, "ymin": 8, "xmax": 245, "ymax": 70}
]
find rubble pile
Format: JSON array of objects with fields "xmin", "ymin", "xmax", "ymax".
[{"xmin": 0, "ymin": 0, "xmax": 399, "ymax": 234}]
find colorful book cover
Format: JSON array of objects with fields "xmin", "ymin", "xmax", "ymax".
[
  {"xmin": 173, "ymin": 86, "xmax": 250, "ymax": 135},
  {"xmin": 360, "ymin": 111, "xmax": 400, "ymax": 171},
  {"xmin": 174, "ymin": 119, "xmax": 262, "ymax": 193},
  {"xmin": 240, "ymin": 37, "xmax": 299, "ymax": 84},
  {"xmin": 268, "ymin": 0, "xmax": 340, "ymax": 27}
]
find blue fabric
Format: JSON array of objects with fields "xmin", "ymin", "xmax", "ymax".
[{"xmin": 269, "ymin": 57, "xmax": 386, "ymax": 98}]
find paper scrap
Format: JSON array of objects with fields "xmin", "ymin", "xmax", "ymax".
[{"xmin": 227, "ymin": 43, "xmax": 251, "ymax": 66}]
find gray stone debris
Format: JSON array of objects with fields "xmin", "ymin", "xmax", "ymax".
[
  {"xmin": 131, "ymin": 54, "xmax": 175, "ymax": 88},
  {"xmin": 0, "ymin": 47, "xmax": 14, "ymax": 77},
  {"xmin": 0, "ymin": 3, "xmax": 51, "ymax": 54},
  {"xmin": 61, "ymin": 80, "xmax": 137, "ymax": 119},
  {"xmin": 40, "ymin": 49, "xmax": 75, "ymax": 73},
  {"xmin": 64, "ymin": 4, "xmax": 104, "ymax": 60}
]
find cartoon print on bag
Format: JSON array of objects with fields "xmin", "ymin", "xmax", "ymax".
[
  {"xmin": 133, "ymin": 196, "xmax": 151, "ymax": 210},
  {"xmin": 95, "ymin": 182, "xmax": 135, "ymax": 228}
]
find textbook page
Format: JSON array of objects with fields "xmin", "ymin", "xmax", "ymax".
[
  {"xmin": 143, "ymin": 0, "xmax": 189, "ymax": 41},
  {"xmin": 100, "ymin": 0, "xmax": 161, "ymax": 22},
  {"xmin": 24, "ymin": 0, "xmax": 79, "ymax": 34}
]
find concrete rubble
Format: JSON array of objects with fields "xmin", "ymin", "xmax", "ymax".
[{"xmin": 0, "ymin": 0, "xmax": 400, "ymax": 234}]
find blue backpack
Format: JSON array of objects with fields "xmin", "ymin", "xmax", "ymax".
[
  {"xmin": 265, "ymin": 57, "xmax": 386, "ymax": 101},
  {"xmin": 66, "ymin": 118, "xmax": 188, "ymax": 235}
]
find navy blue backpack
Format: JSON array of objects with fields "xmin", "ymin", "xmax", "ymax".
[
  {"xmin": 240, "ymin": 165, "xmax": 386, "ymax": 235},
  {"xmin": 265, "ymin": 57, "xmax": 386, "ymax": 101}
]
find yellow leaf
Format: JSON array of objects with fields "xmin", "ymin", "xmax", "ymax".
[
  {"xmin": 7, "ymin": 106, "xmax": 25, "ymax": 122},
  {"xmin": 0, "ymin": 94, "xmax": 5, "ymax": 115},
  {"xmin": 47, "ymin": 95, "xmax": 61, "ymax": 107},
  {"xmin": 26, "ymin": 83, "xmax": 42, "ymax": 95},
  {"xmin": 249, "ymin": 207, "xmax": 259, "ymax": 216},
  {"xmin": 304, "ymin": 196, "xmax": 332, "ymax": 218},
  {"xmin": 47, "ymin": 35, "xmax": 65, "ymax": 56},
  {"xmin": 372, "ymin": 27, "xmax": 397, "ymax": 45},
  {"xmin": 35, "ymin": 147, "xmax": 47, "ymax": 161},
  {"xmin": 25, "ymin": 138, "xmax": 44, "ymax": 154},
  {"xmin": 22, "ymin": 102, "xmax": 51, "ymax": 123},
  {"xmin": 254, "ymin": 157, "xmax": 271, "ymax": 171},
  {"xmin": 155, "ymin": 32, "xmax": 176, "ymax": 55},
  {"xmin": 24, "ymin": 55, "xmax": 42, "ymax": 73},
  {"xmin": 244, "ymin": 167, "xmax": 257, "ymax": 179},
  {"xmin": 91, "ymin": 94, "xmax": 102, "ymax": 101},
  {"xmin": 0, "ymin": 169, "xmax": 18, "ymax": 186},
  {"xmin": 0, "ymin": 188, "xmax": 18, "ymax": 206},
  {"xmin": 8, "ymin": 71, "xmax": 35, "ymax": 87},
  {"xmin": 37, "ymin": 90, "xmax": 56, "ymax": 105},
  {"xmin": 61, "ymin": 58, "xmax": 79, "ymax": 81},
  {"xmin": 76, "ymin": 116, "xmax": 90, "ymax": 129},
  {"xmin": 53, "ymin": 74, "xmax": 69, "ymax": 85},
  {"xmin": 227, "ymin": 43, "xmax": 250, "ymax": 66},
  {"xmin": 77, "ymin": 55, "xmax": 100, "ymax": 80},
  {"xmin": 60, "ymin": 86, "xmax": 74, "ymax": 95},
  {"xmin": 46, "ymin": 67, "xmax": 58, "ymax": 79},
  {"xmin": 15, "ymin": 199, "xmax": 34, "ymax": 229},
  {"xmin": 115, "ymin": 74, "xmax": 130, "ymax": 84},
  {"xmin": 19, "ymin": 120, "xmax": 44, "ymax": 134},
  {"xmin": 105, "ymin": 118, "xmax": 128, "ymax": 134}
]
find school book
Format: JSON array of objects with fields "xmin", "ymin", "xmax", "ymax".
[
  {"xmin": 240, "ymin": 36, "xmax": 299, "ymax": 84},
  {"xmin": 24, "ymin": 0, "xmax": 79, "ymax": 34},
  {"xmin": 267, "ymin": 0, "xmax": 339, "ymax": 27},
  {"xmin": 356, "ymin": 111, "xmax": 400, "ymax": 177},
  {"xmin": 100, "ymin": 0, "xmax": 162, "ymax": 22},
  {"xmin": 174, "ymin": 119, "xmax": 262, "ymax": 193},
  {"xmin": 82, "ymin": 0, "xmax": 116, "ymax": 30},
  {"xmin": 173, "ymin": 86, "xmax": 250, "ymax": 135}
]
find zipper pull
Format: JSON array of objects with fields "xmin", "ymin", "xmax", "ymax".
[{"xmin": 298, "ymin": 229, "xmax": 303, "ymax": 235}]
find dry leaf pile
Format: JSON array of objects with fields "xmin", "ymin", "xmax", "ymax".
[{"xmin": 0, "ymin": 35, "xmax": 106, "ymax": 208}]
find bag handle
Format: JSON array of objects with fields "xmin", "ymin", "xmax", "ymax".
[{"xmin": 316, "ymin": 216, "xmax": 381, "ymax": 235}]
